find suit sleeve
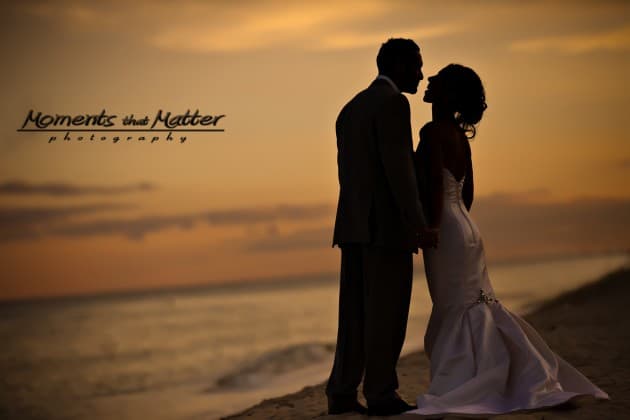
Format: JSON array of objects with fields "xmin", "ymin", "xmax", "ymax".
[{"xmin": 374, "ymin": 93, "xmax": 427, "ymax": 233}]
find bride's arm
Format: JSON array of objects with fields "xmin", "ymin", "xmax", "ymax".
[
  {"xmin": 420, "ymin": 123, "xmax": 444, "ymax": 229},
  {"xmin": 463, "ymin": 141, "xmax": 474, "ymax": 211}
]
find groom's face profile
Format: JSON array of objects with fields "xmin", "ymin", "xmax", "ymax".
[{"xmin": 398, "ymin": 52, "xmax": 423, "ymax": 94}]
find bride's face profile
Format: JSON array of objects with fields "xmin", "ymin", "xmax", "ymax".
[{"xmin": 423, "ymin": 72, "xmax": 447, "ymax": 105}]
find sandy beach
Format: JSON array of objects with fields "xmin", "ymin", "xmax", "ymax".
[{"xmin": 224, "ymin": 266, "xmax": 630, "ymax": 419}]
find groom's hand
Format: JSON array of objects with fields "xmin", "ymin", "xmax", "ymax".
[{"xmin": 417, "ymin": 228, "xmax": 439, "ymax": 249}]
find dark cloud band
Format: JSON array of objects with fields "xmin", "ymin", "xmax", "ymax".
[{"xmin": 0, "ymin": 180, "xmax": 155, "ymax": 196}]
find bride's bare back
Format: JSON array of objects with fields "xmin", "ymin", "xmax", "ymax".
[{"xmin": 415, "ymin": 120, "xmax": 474, "ymax": 228}]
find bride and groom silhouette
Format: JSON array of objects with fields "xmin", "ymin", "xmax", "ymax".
[{"xmin": 326, "ymin": 38, "xmax": 609, "ymax": 417}]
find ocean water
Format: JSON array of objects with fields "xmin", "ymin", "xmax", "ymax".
[{"xmin": 1, "ymin": 253, "xmax": 628, "ymax": 420}]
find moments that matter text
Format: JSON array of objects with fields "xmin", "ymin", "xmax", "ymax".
[{"xmin": 18, "ymin": 109, "xmax": 226, "ymax": 143}]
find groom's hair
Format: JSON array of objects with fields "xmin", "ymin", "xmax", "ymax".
[{"xmin": 377, "ymin": 38, "xmax": 420, "ymax": 76}]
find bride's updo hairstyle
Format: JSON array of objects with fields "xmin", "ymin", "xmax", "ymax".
[{"xmin": 440, "ymin": 64, "xmax": 487, "ymax": 139}]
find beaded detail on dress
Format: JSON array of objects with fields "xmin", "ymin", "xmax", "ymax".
[{"xmin": 475, "ymin": 289, "xmax": 499, "ymax": 305}]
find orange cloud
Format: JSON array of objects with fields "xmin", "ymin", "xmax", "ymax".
[
  {"xmin": 20, "ymin": 0, "xmax": 461, "ymax": 53},
  {"xmin": 314, "ymin": 24, "xmax": 461, "ymax": 51},
  {"xmin": 510, "ymin": 25, "xmax": 630, "ymax": 54}
]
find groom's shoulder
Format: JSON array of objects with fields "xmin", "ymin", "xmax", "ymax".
[
  {"xmin": 367, "ymin": 80, "xmax": 404, "ymax": 98},
  {"xmin": 346, "ymin": 83, "xmax": 406, "ymax": 110}
]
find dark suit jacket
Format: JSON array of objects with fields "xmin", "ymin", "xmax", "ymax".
[{"xmin": 332, "ymin": 78, "xmax": 427, "ymax": 253}]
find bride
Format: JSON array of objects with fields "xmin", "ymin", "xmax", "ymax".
[{"xmin": 408, "ymin": 64, "xmax": 609, "ymax": 416}]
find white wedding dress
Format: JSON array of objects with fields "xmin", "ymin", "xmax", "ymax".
[{"xmin": 407, "ymin": 168, "xmax": 609, "ymax": 417}]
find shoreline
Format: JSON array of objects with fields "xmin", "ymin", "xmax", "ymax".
[{"xmin": 223, "ymin": 266, "xmax": 630, "ymax": 419}]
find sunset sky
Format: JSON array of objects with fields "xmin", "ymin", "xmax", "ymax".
[{"xmin": 1, "ymin": 0, "xmax": 628, "ymax": 300}]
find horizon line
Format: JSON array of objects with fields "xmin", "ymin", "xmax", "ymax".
[{"xmin": 0, "ymin": 250, "xmax": 626, "ymax": 306}]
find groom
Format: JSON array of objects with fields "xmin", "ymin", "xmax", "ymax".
[{"xmin": 326, "ymin": 38, "xmax": 436, "ymax": 416}]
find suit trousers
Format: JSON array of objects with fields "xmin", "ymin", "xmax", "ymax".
[{"xmin": 325, "ymin": 243, "xmax": 413, "ymax": 405}]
